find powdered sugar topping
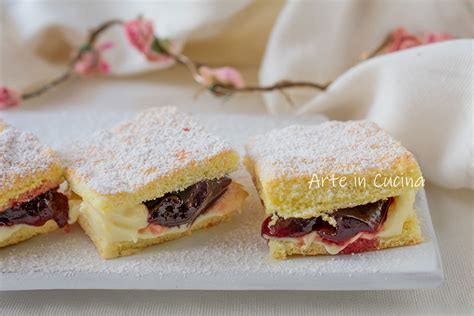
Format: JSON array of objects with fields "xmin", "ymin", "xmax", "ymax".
[
  {"xmin": 61, "ymin": 107, "xmax": 233, "ymax": 194},
  {"xmin": 0, "ymin": 114, "xmax": 437, "ymax": 290},
  {"xmin": 245, "ymin": 121, "xmax": 411, "ymax": 180},
  {"xmin": 0, "ymin": 121, "xmax": 55, "ymax": 192}
]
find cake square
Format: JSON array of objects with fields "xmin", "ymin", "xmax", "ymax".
[
  {"xmin": 63, "ymin": 107, "xmax": 247, "ymax": 259},
  {"xmin": 245, "ymin": 121, "xmax": 423, "ymax": 259},
  {"xmin": 0, "ymin": 121, "xmax": 70, "ymax": 248}
]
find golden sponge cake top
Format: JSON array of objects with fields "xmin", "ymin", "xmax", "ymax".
[
  {"xmin": 246, "ymin": 121, "xmax": 416, "ymax": 181},
  {"xmin": 0, "ymin": 121, "xmax": 63, "ymax": 210},
  {"xmin": 245, "ymin": 121, "xmax": 423, "ymax": 218},
  {"xmin": 63, "ymin": 107, "xmax": 239, "ymax": 211}
]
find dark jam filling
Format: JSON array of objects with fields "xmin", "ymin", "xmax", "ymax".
[
  {"xmin": 144, "ymin": 176, "xmax": 232, "ymax": 227},
  {"xmin": 261, "ymin": 198, "xmax": 393, "ymax": 245},
  {"xmin": 0, "ymin": 188, "xmax": 69, "ymax": 228}
]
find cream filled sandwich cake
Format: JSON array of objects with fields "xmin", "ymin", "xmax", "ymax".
[
  {"xmin": 0, "ymin": 121, "xmax": 70, "ymax": 248},
  {"xmin": 63, "ymin": 107, "xmax": 247, "ymax": 259},
  {"xmin": 245, "ymin": 121, "xmax": 424, "ymax": 259}
]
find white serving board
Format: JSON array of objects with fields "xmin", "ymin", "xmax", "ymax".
[{"xmin": 0, "ymin": 110, "xmax": 443, "ymax": 291}]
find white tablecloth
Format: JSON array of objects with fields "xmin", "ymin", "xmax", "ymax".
[{"xmin": 0, "ymin": 68, "xmax": 472, "ymax": 315}]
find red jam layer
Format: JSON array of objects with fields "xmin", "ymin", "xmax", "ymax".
[
  {"xmin": 144, "ymin": 176, "xmax": 231, "ymax": 227},
  {"xmin": 340, "ymin": 238, "xmax": 379, "ymax": 254},
  {"xmin": 0, "ymin": 188, "xmax": 69, "ymax": 228},
  {"xmin": 261, "ymin": 198, "xmax": 393, "ymax": 246}
]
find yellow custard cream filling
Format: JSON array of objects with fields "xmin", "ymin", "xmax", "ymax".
[
  {"xmin": 73, "ymin": 182, "xmax": 245, "ymax": 243},
  {"xmin": 270, "ymin": 190, "xmax": 417, "ymax": 254},
  {"xmin": 377, "ymin": 190, "xmax": 416, "ymax": 238}
]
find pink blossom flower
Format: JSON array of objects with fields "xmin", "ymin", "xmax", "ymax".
[
  {"xmin": 124, "ymin": 18, "xmax": 172, "ymax": 62},
  {"xmin": 385, "ymin": 28, "xmax": 454, "ymax": 53},
  {"xmin": 198, "ymin": 66, "xmax": 246, "ymax": 89},
  {"xmin": 74, "ymin": 42, "xmax": 113, "ymax": 76},
  {"xmin": 0, "ymin": 87, "xmax": 21, "ymax": 110},
  {"xmin": 422, "ymin": 32, "xmax": 453, "ymax": 44},
  {"xmin": 124, "ymin": 19, "xmax": 154, "ymax": 53}
]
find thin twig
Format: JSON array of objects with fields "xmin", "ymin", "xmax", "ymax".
[
  {"xmin": 154, "ymin": 40, "xmax": 204, "ymax": 83},
  {"xmin": 21, "ymin": 19, "xmax": 123, "ymax": 101},
  {"xmin": 156, "ymin": 40, "xmax": 330, "ymax": 97},
  {"xmin": 87, "ymin": 19, "xmax": 123, "ymax": 45},
  {"xmin": 278, "ymin": 89, "xmax": 294, "ymax": 106},
  {"xmin": 17, "ymin": 17, "xmax": 389, "ymax": 105},
  {"xmin": 217, "ymin": 80, "xmax": 329, "ymax": 93},
  {"xmin": 21, "ymin": 71, "xmax": 72, "ymax": 100}
]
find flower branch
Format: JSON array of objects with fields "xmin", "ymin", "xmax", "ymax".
[
  {"xmin": 213, "ymin": 80, "xmax": 330, "ymax": 94},
  {"xmin": 153, "ymin": 37, "xmax": 328, "ymax": 99},
  {"xmin": 0, "ymin": 18, "xmax": 454, "ymax": 110}
]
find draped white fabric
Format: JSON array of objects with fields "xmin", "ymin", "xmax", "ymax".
[{"xmin": 259, "ymin": 1, "xmax": 473, "ymax": 190}]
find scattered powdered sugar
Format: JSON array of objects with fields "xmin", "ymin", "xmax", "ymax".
[
  {"xmin": 0, "ymin": 121, "xmax": 56, "ymax": 193},
  {"xmin": 0, "ymin": 115, "xmax": 438, "ymax": 290},
  {"xmin": 60, "ymin": 107, "xmax": 234, "ymax": 194},
  {"xmin": 245, "ymin": 121, "xmax": 412, "ymax": 180}
]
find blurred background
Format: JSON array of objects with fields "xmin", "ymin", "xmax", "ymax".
[
  {"xmin": 2, "ymin": 0, "xmax": 472, "ymax": 115},
  {"xmin": 1, "ymin": 0, "xmax": 285, "ymax": 113}
]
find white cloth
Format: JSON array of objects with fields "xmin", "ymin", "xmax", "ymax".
[{"xmin": 260, "ymin": 1, "xmax": 474, "ymax": 189}]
